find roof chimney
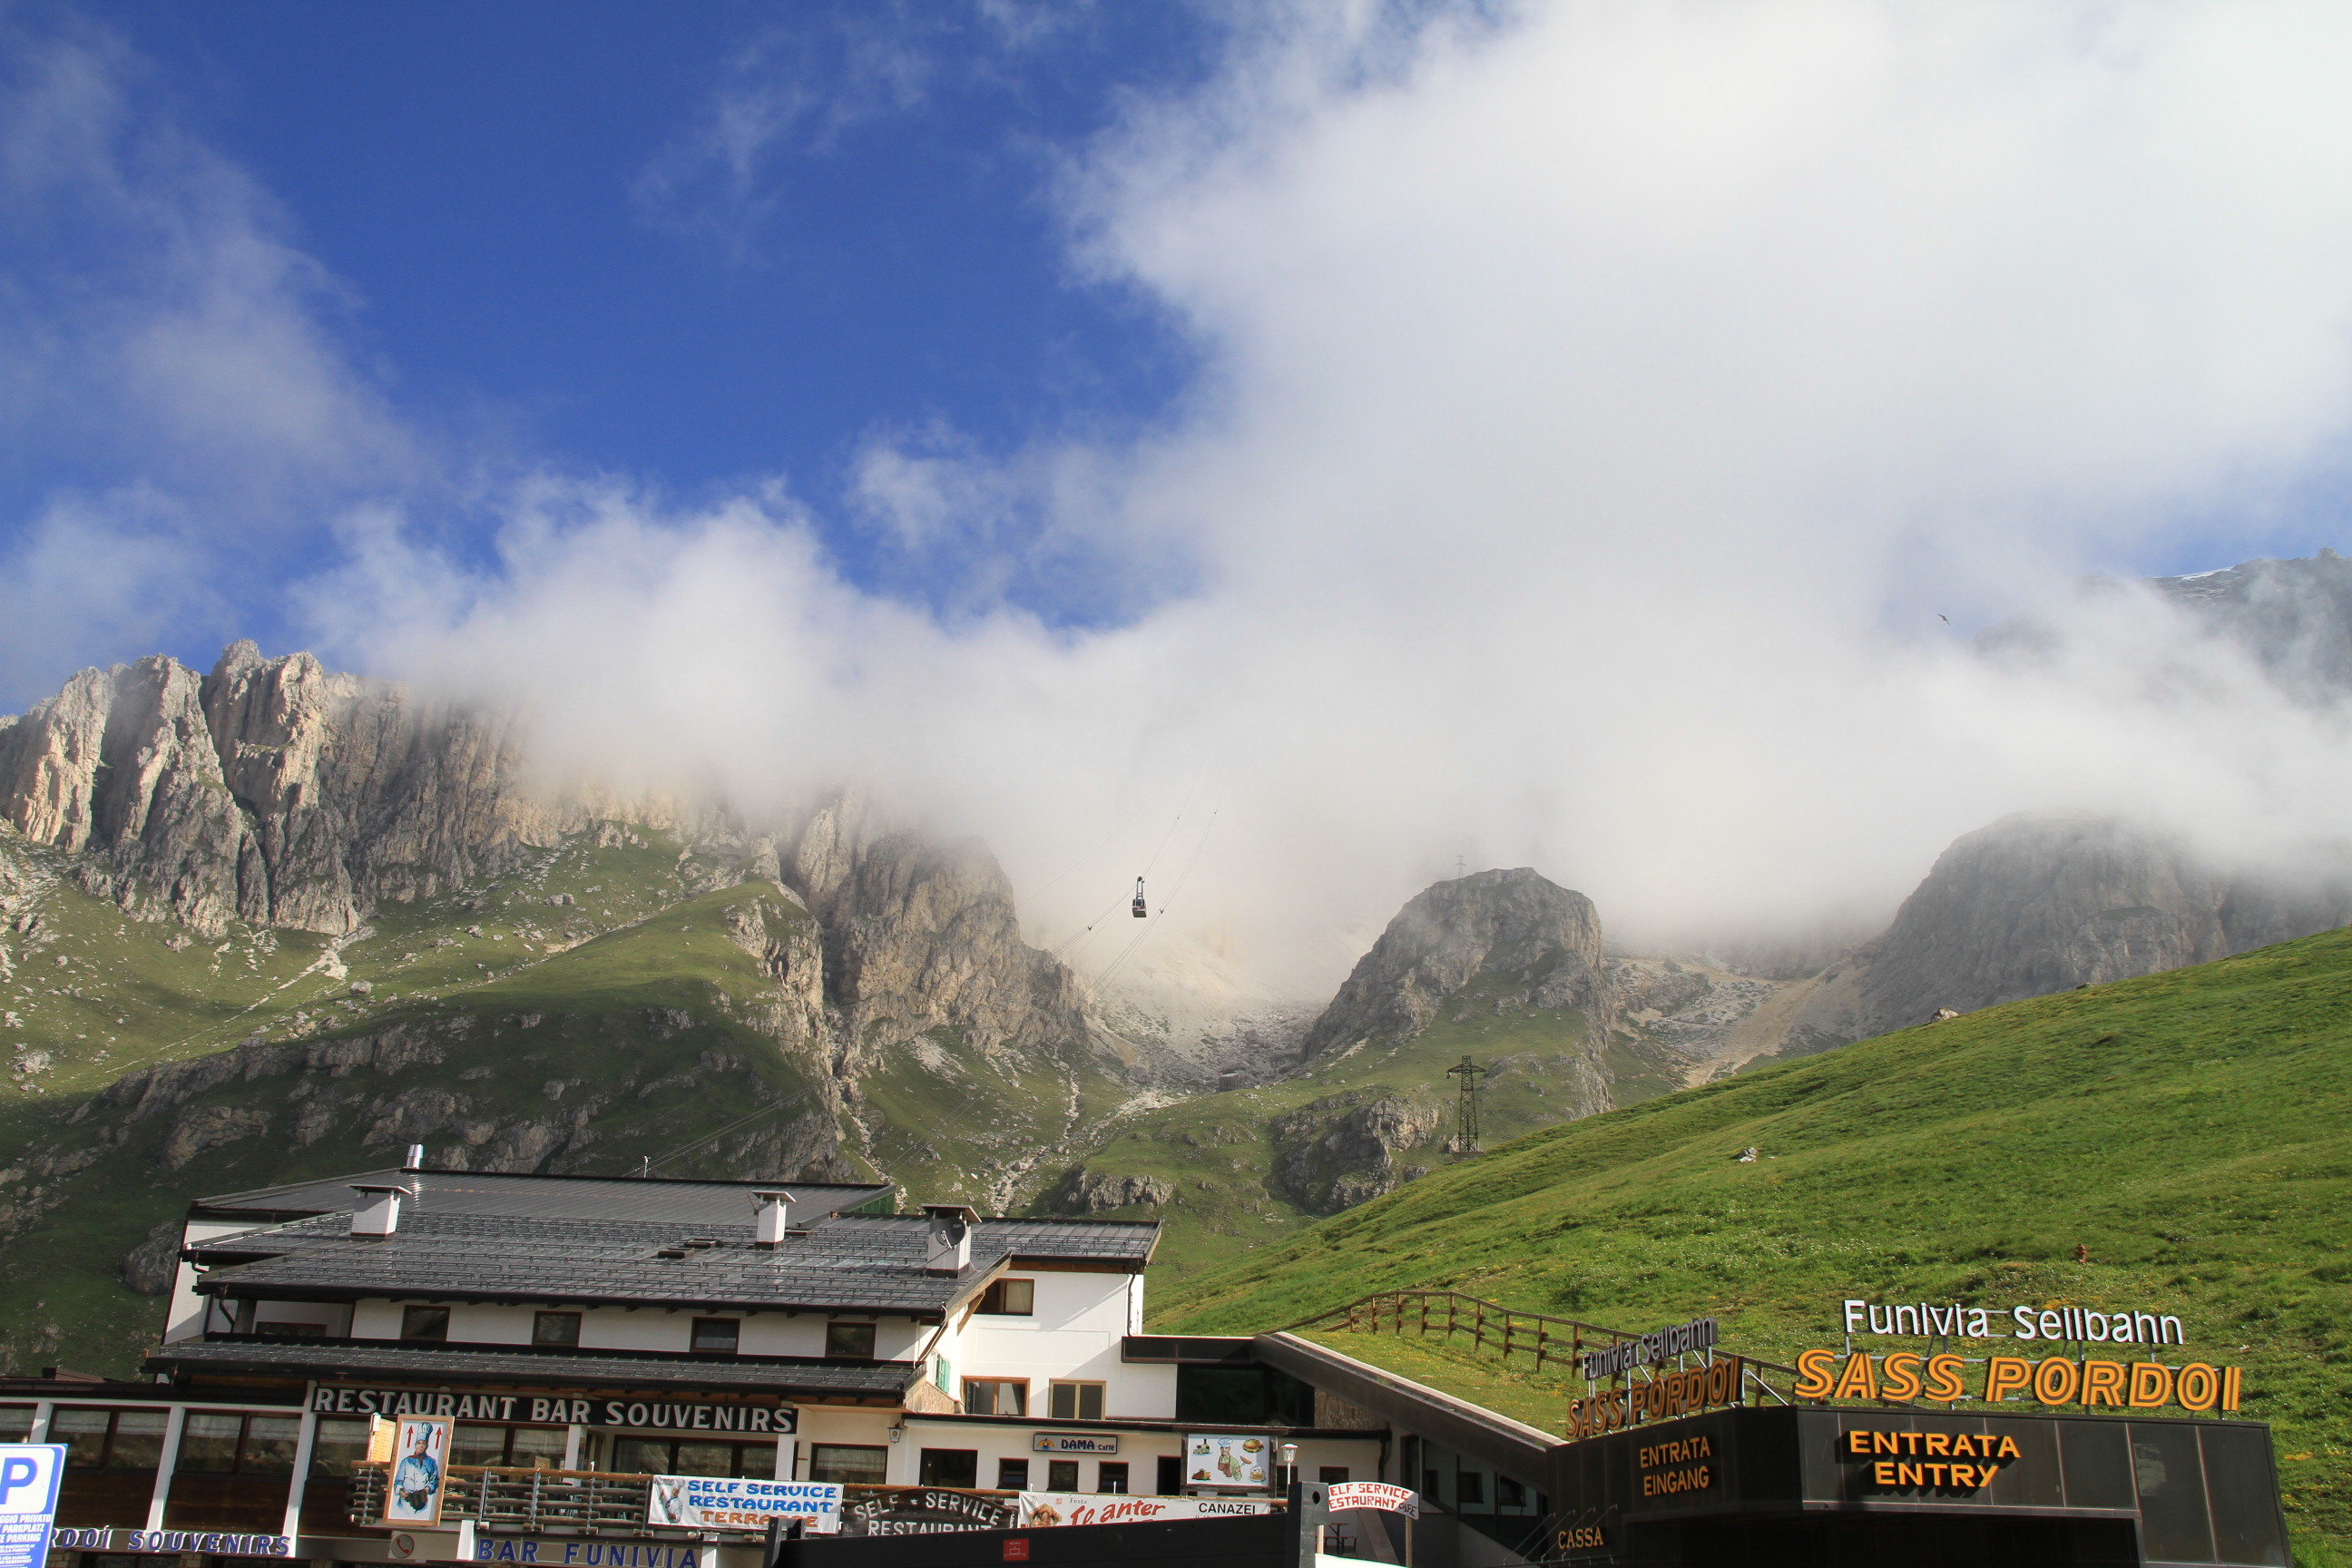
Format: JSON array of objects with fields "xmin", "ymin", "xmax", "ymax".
[
  {"xmin": 349, "ymin": 1182, "xmax": 416, "ymax": 1240},
  {"xmin": 752, "ymin": 1190, "xmax": 795, "ymax": 1249},
  {"xmin": 923, "ymin": 1204, "xmax": 977, "ymax": 1275},
  {"xmin": 404, "ymin": 1143, "xmax": 425, "ymax": 1171}
]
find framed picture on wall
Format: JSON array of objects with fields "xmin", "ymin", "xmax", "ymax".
[{"xmin": 386, "ymin": 1416, "xmax": 454, "ymax": 1525}]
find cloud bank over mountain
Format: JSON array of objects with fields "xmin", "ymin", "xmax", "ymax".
[{"xmin": 13, "ymin": 4, "xmax": 2352, "ymax": 990}]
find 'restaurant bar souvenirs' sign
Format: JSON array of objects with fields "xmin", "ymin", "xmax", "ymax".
[{"xmin": 309, "ymin": 1388, "xmax": 794, "ymax": 1431}]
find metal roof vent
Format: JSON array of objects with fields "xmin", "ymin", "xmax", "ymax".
[
  {"xmin": 348, "ymin": 1182, "xmax": 416, "ymax": 1240},
  {"xmin": 923, "ymin": 1204, "xmax": 977, "ymax": 1275},
  {"xmin": 752, "ymin": 1191, "xmax": 795, "ymax": 1250}
]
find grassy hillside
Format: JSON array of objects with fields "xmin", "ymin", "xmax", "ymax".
[
  {"xmin": 0, "ymin": 826, "xmax": 1125, "ymax": 1378},
  {"xmin": 1151, "ymin": 926, "xmax": 2352, "ymax": 1551},
  {"xmin": 1034, "ymin": 981, "xmax": 1684, "ymax": 1284}
]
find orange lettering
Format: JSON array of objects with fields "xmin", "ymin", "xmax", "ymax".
[
  {"xmin": 1923, "ymin": 1354, "xmax": 1966, "ymax": 1402},
  {"xmin": 2176, "ymin": 1364, "xmax": 2220, "ymax": 1412},
  {"xmin": 2129, "ymin": 1363, "xmax": 2173, "ymax": 1409},
  {"xmin": 1796, "ymin": 1348, "xmax": 1838, "ymax": 1399},
  {"xmin": 1983, "ymin": 1357, "xmax": 2034, "ymax": 1403},
  {"xmin": 2081, "ymin": 1361, "xmax": 2126, "ymax": 1407},
  {"xmin": 1832, "ymin": 1354, "xmax": 1879, "ymax": 1401},
  {"xmin": 2034, "ymin": 1357, "xmax": 2082, "ymax": 1405}
]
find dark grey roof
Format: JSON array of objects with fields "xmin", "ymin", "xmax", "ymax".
[
  {"xmin": 191, "ymin": 1210, "xmax": 1159, "ymax": 1315},
  {"xmin": 192, "ymin": 1169, "xmax": 890, "ymax": 1227},
  {"xmin": 149, "ymin": 1340, "xmax": 911, "ymax": 1399}
]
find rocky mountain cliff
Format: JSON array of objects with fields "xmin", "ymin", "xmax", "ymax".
[
  {"xmin": 1301, "ymin": 867, "xmax": 1614, "ymax": 1060},
  {"xmin": 0, "ymin": 642, "xmax": 1131, "ymax": 1374},
  {"xmin": 1786, "ymin": 813, "xmax": 2352, "ymax": 1043},
  {"xmin": 1034, "ymin": 867, "xmax": 1634, "ymax": 1275}
]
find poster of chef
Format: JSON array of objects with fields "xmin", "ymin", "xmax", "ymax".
[
  {"xmin": 384, "ymin": 1416, "xmax": 453, "ymax": 1525},
  {"xmin": 1184, "ymin": 1434, "xmax": 1269, "ymax": 1490}
]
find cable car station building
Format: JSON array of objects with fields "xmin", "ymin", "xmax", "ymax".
[{"xmin": 0, "ymin": 1159, "xmax": 2296, "ymax": 1568}]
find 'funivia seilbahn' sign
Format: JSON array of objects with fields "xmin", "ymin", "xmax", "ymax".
[{"xmin": 1841, "ymin": 1298, "xmax": 2185, "ymax": 1346}]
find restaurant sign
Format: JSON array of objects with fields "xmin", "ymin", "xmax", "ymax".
[
  {"xmin": 308, "ymin": 1388, "xmax": 793, "ymax": 1432},
  {"xmin": 647, "ymin": 1476, "xmax": 841, "ymax": 1533},
  {"xmin": 838, "ymin": 1488, "xmax": 1019, "ymax": 1537},
  {"xmin": 1030, "ymin": 1433, "xmax": 1117, "ymax": 1454}
]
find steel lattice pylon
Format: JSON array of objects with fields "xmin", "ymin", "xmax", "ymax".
[{"xmin": 1446, "ymin": 1054, "xmax": 1486, "ymax": 1156}]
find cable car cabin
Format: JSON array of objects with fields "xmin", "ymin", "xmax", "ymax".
[{"xmin": 1132, "ymin": 877, "xmax": 1149, "ymax": 918}]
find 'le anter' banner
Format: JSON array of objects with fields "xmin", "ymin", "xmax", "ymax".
[{"xmin": 0, "ymin": 1445, "xmax": 66, "ymax": 1568}]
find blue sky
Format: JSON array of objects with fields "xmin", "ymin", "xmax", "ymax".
[
  {"xmin": 2, "ymin": 0, "xmax": 1223, "ymax": 692},
  {"xmin": 8, "ymin": 3, "xmax": 2352, "ymax": 964}
]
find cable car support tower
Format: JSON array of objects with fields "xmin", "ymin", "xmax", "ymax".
[{"xmin": 1446, "ymin": 1054, "xmax": 1486, "ymax": 1158}]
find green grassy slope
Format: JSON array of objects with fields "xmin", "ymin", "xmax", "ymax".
[
  {"xmin": 1034, "ymin": 979, "xmax": 1681, "ymax": 1288},
  {"xmin": 1151, "ymin": 926, "xmax": 2352, "ymax": 1547}
]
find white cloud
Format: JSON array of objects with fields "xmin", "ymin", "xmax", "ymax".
[
  {"xmin": 22, "ymin": 4, "xmax": 2352, "ymax": 996},
  {"xmin": 312, "ymin": 2, "xmax": 2352, "ymax": 992}
]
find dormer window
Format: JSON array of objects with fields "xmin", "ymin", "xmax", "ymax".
[
  {"xmin": 824, "ymin": 1321, "xmax": 876, "ymax": 1359},
  {"xmin": 977, "ymin": 1279, "xmax": 1034, "ymax": 1316},
  {"xmin": 691, "ymin": 1318, "xmax": 740, "ymax": 1354},
  {"xmin": 533, "ymin": 1311, "xmax": 581, "ymax": 1348},
  {"xmin": 400, "ymin": 1307, "xmax": 449, "ymax": 1342}
]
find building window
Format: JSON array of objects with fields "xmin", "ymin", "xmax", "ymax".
[
  {"xmin": 1046, "ymin": 1460, "xmax": 1079, "ymax": 1493},
  {"xmin": 1047, "ymin": 1382, "xmax": 1104, "ymax": 1421},
  {"xmin": 400, "ymin": 1306, "xmax": 450, "ymax": 1341},
  {"xmin": 308, "ymin": 1417, "xmax": 374, "ymax": 1478},
  {"xmin": 1423, "ymin": 1467, "xmax": 1443, "ymax": 1500},
  {"xmin": 0, "ymin": 1409, "xmax": 33, "ymax": 1443},
  {"xmin": 176, "ymin": 1414, "xmax": 300, "ymax": 1475},
  {"xmin": 996, "ymin": 1458, "xmax": 1030, "ymax": 1491},
  {"xmin": 810, "ymin": 1445, "xmax": 888, "ymax": 1485},
  {"xmin": 919, "ymin": 1449, "xmax": 978, "ymax": 1488},
  {"xmin": 1097, "ymin": 1462, "xmax": 1129, "ymax": 1494},
  {"xmin": 255, "ymin": 1321, "xmax": 328, "ymax": 1338},
  {"xmin": 824, "ymin": 1321, "xmax": 877, "ymax": 1359},
  {"xmin": 977, "ymin": 1279, "xmax": 1034, "ymax": 1315},
  {"xmin": 1497, "ymin": 1475, "xmax": 1528, "ymax": 1509},
  {"xmin": 610, "ymin": 1437, "xmax": 776, "ymax": 1479},
  {"xmin": 962, "ymin": 1379, "xmax": 1027, "ymax": 1416},
  {"xmin": 1457, "ymin": 1471, "xmax": 1485, "ymax": 1504},
  {"xmin": 1319, "ymin": 1467, "xmax": 1350, "ymax": 1484},
  {"xmin": 533, "ymin": 1312, "xmax": 581, "ymax": 1348},
  {"xmin": 691, "ymin": 1318, "xmax": 740, "ymax": 1354},
  {"xmin": 1156, "ymin": 1456, "xmax": 1183, "ymax": 1496},
  {"xmin": 52, "ymin": 1409, "xmax": 168, "ymax": 1471}
]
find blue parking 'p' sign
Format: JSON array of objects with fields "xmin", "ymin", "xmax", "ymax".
[{"xmin": 0, "ymin": 1445, "xmax": 65, "ymax": 1568}]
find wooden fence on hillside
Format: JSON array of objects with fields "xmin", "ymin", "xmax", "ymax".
[{"xmin": 1283, "ymin": 1289, "xmax": 1798, "ymax": 1405}]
